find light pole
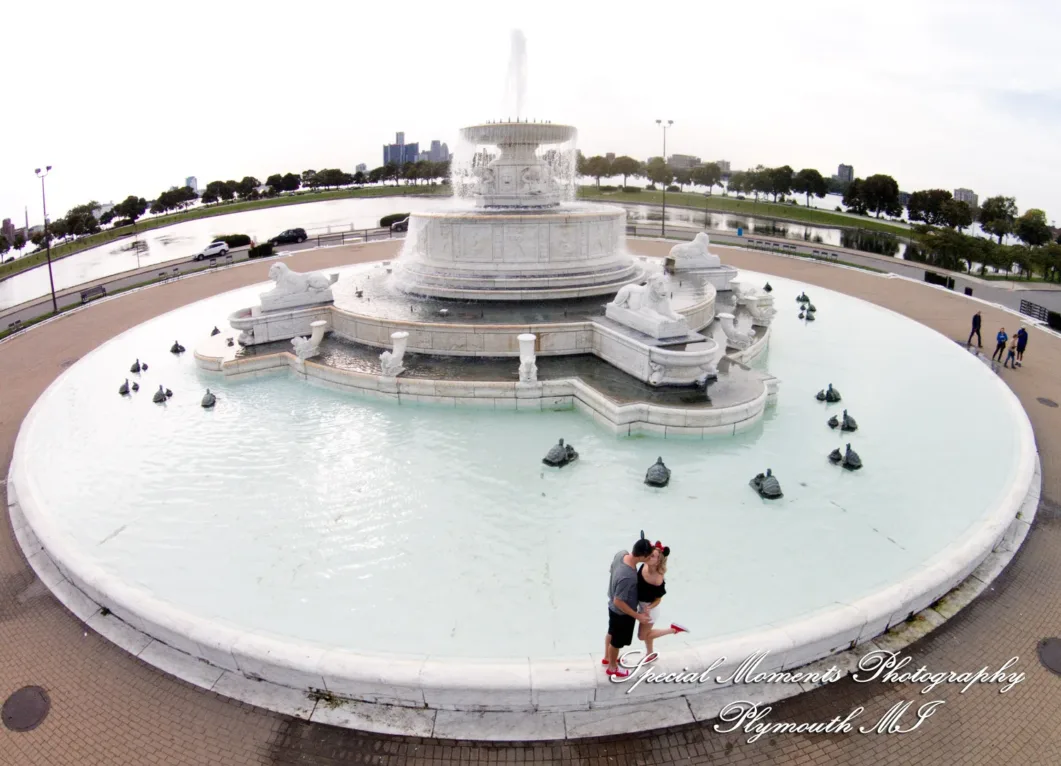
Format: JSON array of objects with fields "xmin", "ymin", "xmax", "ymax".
[
  {"xmin": 35, "ymin": 166, "xmax": 59, "ymax": 314},
  {"xmin": 656, "ymin": 119, "xmax": 673, "ymax": 237}
]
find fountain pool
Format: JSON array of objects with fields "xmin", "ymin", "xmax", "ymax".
[{"xmin": 10, "ymin": 268, "xmax": 1034, "ymax": 668}]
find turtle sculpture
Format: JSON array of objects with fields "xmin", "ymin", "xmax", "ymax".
[
  {"xmin": 165, "ymin": 387, "xmax": 173, "ymax": 398},
  {"xmin": 829, "ymin": 443, "xmax": 862, "ymax": 470},
  {"xmin": 644, "ymin": 457, "xmax": 671, "ymax": 488},
  {"xmin": 201, "ymin": 389, "xmax": 217, "ymax": 409},
  {"xmin": 210, "ymin": 326, "xmax": 221, "ymax": 336},
  {"xmin": 842, "ymin": 443, "xmax": 862, "ymax": 470},
  {"xmin": 763, "ymin": 282, "xmax": 773, "ymax": 293},
  {"xmin": 750, "ymin": 468, "xmax": 783, "ymax": 499},
  {"xmin": 796, "ymin": 292, "xmax": 810, "ymax": 303},
  {"xmin": 130, "ymin": 358, "xmax": 142, "ymax": 373},
  {"xmin": 542, "ymin": 438, "xmax": 579, "ymax": 468},
  {"xmin": 805, "ymin": 311, "xmax": 816, "ymax": 321},
  {"xmin": 799, "ymin": 311, "xmax": 805, "ymax": 319},
  {"xmin": 841, "ymin": 410, "xmax": 858, "ymax": 432},
  {"xmin": 816, "ymin": 384, "xmax": 842, "ymax": 402},
  {"xmin": 152, "ymin": 385, "xmax": 167, "ymax": 404},
  {"xmin": 131, "ymin": 382, "xmax": 139, "ymax": 392},
  {"xmin": 827, "ymin": 413, "xmax": 840, "ymax": 429},
  {"xmin": 118, "ymin": 379, "xmax": 130, "ymax": 396},
  {"xmin": 807, "ymin": 304, "xmax": 816, "ymax": 312},
  {"xmin": 170, "ymin": 340, "xmax": 186, "ymax": 354}
]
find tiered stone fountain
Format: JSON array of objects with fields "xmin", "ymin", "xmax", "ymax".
[{"xmin": 203, "ymin": 119, "xmax": 779, "ymax": 433}]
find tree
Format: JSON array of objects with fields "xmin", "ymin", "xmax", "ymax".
[
  {"xmin": 941, "ymin": 199, "xmax": 973, "ymax": 231},
  {"xmin": 301, "ymin": 169, "xmax": 318, "ymax": 187},
  {"xmin": 906, "ymin": 189, "xmax": 953, "ymax": 226},
  {"xmin": 368, "ymin": 166, "xmax": 386, "ymax": 184},
  {"xmin": 747, "ymin": 165, "xmax": 772, "ymax": 202},
  {"xmin": 979, "ymin": 196, "xmax": 1017, "ymax": 244},
  {"xmin": 0, "ymin": 236, "xmax": 10, "ymax": 261},
  {"xmin": 767, "ymin": 165, "xmax": 794, "ymax": 202},
  {"xmin": 201, "ymin": 190, "xmax": 219, "ymax": 205},
  {"xmin": 583, "ymin": 155, "xmax": 612, "ymax": 188},
  {"xmin": 13, "ymin": 232, "xmax": 26, "ymax": 259},
  {"xmin": 792, "ymin": 168, "xmax": 827, "ymax": 207},
  {"xmin": 860, "ymin": 174, "xmax": 901, "ymax": 218},
  {"xmin": 280, "ymin": 172, "xmax": 301, "ymax": 192},
  {"xmin": 643, "ymin": 157, "xmax": 673, "ymax": 188},
  {"xmin": 113, "ymin": 195, "xmax": 148, "ymax": 223},
  {"xmin": 1016, "ymin": 208, "xmax": 1051, "ymax": 247},
  {"xmin": 690, "ymin": 162, "xmax": 722, "ymax": 194},
  {"xmin": 266, "ymin": 173, "xmax": 284, "ymax": 191},
  {"xmin": 236, "ymin": 176, "xmax": 260, "ymax": 199},
  {"xmin": 673, "ymin": 168, "xmax": 692, "ymax": 192},
  {"xmin": 62, "ymin": 201, "xmax": 102, "ymax": 237},
  {"xmin": 842, "ymin": 179, "xmax": 868, "ymax": 215},
  {"xmin": 610, "ymin": 156, "xmax": 641, "ymax": 187},
  {"xmin": 726, "ymin": 170, "xmax": 748, "ymax": 196},
  {"xmin": 352, "ymin": 170, "xmax": 367, "ymax": 186},
  {"xmin": 99, "ymin": 209, "xmax": 116, "ymax": 225},
  {"xmin": 384, "ymin": 163, "xmax": 401, "ymax": 186}
]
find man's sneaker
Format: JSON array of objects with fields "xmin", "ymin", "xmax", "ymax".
[
  {"xmin": 671, "ymin": 623, "xmax": 690, "ymax": 634},
  {"xmin": 606, "ymin": 667, "xmax": 631, "ymax": 678}
]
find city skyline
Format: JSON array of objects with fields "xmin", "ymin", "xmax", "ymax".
[{"xmin": 2, "ymin": 0, "xmax": 1058, "ymax": 225}]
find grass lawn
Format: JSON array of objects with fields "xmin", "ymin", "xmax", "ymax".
[
  {"xmin": 0, "ymin": 184, "xmax": 448, "ymax": 281},
  {"xmin": 577, "ymin": 187, "xmax": 912, "ymax": 238}
]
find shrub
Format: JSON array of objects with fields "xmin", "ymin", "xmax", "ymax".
[
  {"xmin": 215, "ymin": 234, "xmax": 252, "ymax": 247},
  {"xmin": 598, "ymin": 185, "xmax": 619, "ymax": 192},
  {"xmin": 248, "ymin": 242, "xmax": 274, "ymax": 259},
  {"xmin": 645, "ymin": 184, "xmax": 657, "ymax": 191},
  {"xmin": 379, "ymin": 213, "xmax": 410, "ymax": 228},
  {"xmin": 666, "ymin": 185, "xmax": 680, "ymax": 192},
  {"xmin": 621, "ymin": 186, "xmax": 641, "ymax": 193}
]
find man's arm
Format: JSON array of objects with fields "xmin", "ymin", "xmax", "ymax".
[{"xmin": 612, "ymin": 597, "xmax": 648, "ymax": 621}]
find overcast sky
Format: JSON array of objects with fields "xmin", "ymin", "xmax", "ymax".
[{"xmin": 3, "ymin": 0, "xmax": 1059, "ymax": 225}]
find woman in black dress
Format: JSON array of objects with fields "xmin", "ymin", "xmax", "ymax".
[{"xmin": 637, "ymin": 542, "xmax": 689, "ymax": 658}]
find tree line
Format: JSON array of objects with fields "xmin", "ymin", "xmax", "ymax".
[{"xmin": 9, "ymin": 160, "xmax": 452, "ymax": 253}]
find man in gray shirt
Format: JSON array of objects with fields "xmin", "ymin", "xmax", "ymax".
[{"xmin": 604, "ymin": 538, "xmax": 654, "ymax": 677}]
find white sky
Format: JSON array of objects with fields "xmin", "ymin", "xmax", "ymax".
[{"xmin": 3, "ymin": 0, "xmax": 1059, "ymax": 225}]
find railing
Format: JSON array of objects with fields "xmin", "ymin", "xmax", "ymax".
[
  {"xmin": 1020, "ymin": 299, "xmax": 1050, "ymax": 323},
  {"xmin": 310, "ymin": 227, "xmax": 403, "ymax": 248}
]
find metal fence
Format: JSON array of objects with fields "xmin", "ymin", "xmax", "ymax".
[
  {"xmin": 1020, "ymin": 299, "xmax": 1050, "ymax": 323},
  {"xmin": 310, "ymin": 227, "xmax": 404, "ymax": 248}
]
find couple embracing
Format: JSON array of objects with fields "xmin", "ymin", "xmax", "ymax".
[{"xmin": 603, "ymin": 535, "xmax": 689, "ymax": 678}]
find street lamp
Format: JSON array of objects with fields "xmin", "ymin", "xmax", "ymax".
[
  {"xmin": 655, "ymin": 119, "xmax": 673, "ymax": 237},
  {"xmin": 34, "ymin": 166, "xmax": 59, "ymax": 314}
]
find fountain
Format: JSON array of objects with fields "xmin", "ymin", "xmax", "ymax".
[{"xmin": 4, "ymin": 29, "xmax": 1040, "ymax": 743}]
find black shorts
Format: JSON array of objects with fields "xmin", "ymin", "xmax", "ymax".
[{"xmin": 608, "ymin": 608, "xmax": 636, "ymax": 649}]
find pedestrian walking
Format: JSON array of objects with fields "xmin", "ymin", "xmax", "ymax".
[
  {"xmin": 1016, "ymin": 326, "xmax": 1029, "ymax": 366},
  {"xmin": 1004, "ymin": 337, "xmax": 1018, "ymax": 369},
  {"xmin": 992, "ymin": 327, "xmax": 1008, "ymax": 363},
  {"xmin": 968, "ymin": 311, "xmax": 982, "ymax": 347}
]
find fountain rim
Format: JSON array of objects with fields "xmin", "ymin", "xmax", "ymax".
[
  {"xmin": 5, "ymin": 264, "xmax": 1039, "ymax": 728},
  {"xmin": 459, "ymin": 122, "xmax": 577, "ymax": 146}
]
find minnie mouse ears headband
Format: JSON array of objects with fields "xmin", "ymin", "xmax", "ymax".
[{"xmin": 654, "ymin": 540, "xmax": 671, "ymax": 556}]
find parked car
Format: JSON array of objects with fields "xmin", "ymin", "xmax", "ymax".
[
  {"xmin": 390, "ymin": 218, "xmax": 409, "ymax": 232},
  {"xmin": 194, "ymin": 240, "xmax": 230, "ymax": 261},
  {"xmin": 268, "ymin": 228, "xmax": 308, "ymax": 245}
]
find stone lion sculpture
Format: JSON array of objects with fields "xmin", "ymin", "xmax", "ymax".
[
  {"xmin": 610, "ymin": 274, "xmax": 682, "ymax": 321},
  {"xmin": 265, "ymin": 262, "xmax": 332, "ymax": 296},
  {"xmin": 668, "ymin": 232, "xmax": 721, "ymax": 268}
]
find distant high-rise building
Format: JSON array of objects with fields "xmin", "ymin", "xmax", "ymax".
[
  {"xmin": 667, "ymin": 154, "xmax": 701, "ymax": 170},
  {"xmin": 954, "ymin": 188, "xmax": 978, "ymax": 208},
  {"xmin": 1, "ymin": 218, "xmax": 15, "ymax": 243},
  {"xmin": 715, "ymin": 160, "xmax": 731, "ymax": 174},
  {"xmin": 898, "ymin": 191, "xmax": 911, "ymax": 206},
  {"xmin": 185, "ymin": 176, "xmax": 198, "ymax": 193},
  {"xmin": 605, "ymin": 152, "xmax": 615, "ymax": 162},
  {"xmin": 356, "ymin": 163, "xmax": 367, "ymax": 174},
  {"xmin": 837, "ymin": 164, "xmax": 854, "ymax": 183},
  {"xmin": 383, "ymin": 130, "xmax": 419, "ymax": 166}
]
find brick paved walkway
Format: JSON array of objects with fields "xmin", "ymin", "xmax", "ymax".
[{"xmin": 2, "ymin": 241, "xmax": 1060, "ymax": 765}]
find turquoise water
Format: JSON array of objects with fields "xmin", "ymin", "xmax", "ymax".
[{"xmin": 19, "ymin": 269, "xmax": 1025, "ymax": 657}]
